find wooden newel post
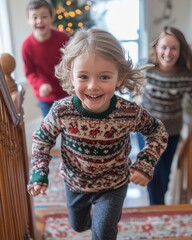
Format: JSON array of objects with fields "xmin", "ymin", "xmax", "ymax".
[{"xmin": 0, "ymin": 53, "xmax": 18, "ymax": 102}]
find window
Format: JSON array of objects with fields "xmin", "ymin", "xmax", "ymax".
[
  {"xmin": 91, "ymin": 0, "xmax": 143, "ymax": 65},
  {"xmin": 0, "ymin": 0, "xmax": 13, "ymax": 54}
]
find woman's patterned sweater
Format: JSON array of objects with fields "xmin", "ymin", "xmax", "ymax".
[
  {"xmin": 28, "ymin": 95, "xmax": 168, "ymax": 193},
  {"xmin": 142, "ymin": 68, "xmax": 192, "ymax": 136}
]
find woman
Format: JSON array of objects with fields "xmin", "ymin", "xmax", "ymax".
[{"xmin": 141, "ymin": 26, "xmax": 192, "ymax": 205}]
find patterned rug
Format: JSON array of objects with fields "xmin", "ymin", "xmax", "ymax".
[
  {"xmin": 43, "ymin": 210, "xmax": 192, "ymax": 240},
  {"xmin": 35, "ymin": 150, "xmax": 192, "ymax": 239}
]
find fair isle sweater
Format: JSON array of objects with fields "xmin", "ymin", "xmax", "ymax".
[
  {"xmin": 142, "ymin": 68, "xmax": 192, "ymax": 136},
  {"xmin": 28, "ymin": 95, "xmax": 168, "ymax": 193}
]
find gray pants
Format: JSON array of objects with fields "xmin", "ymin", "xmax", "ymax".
[{"xmin": 65, "ymin": 183, "xmax": 128, "ymax": 240}]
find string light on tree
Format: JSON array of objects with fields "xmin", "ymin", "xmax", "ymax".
[{"xmin": 51, "ymin": 0, "xmax": 94, "ymax": 35}]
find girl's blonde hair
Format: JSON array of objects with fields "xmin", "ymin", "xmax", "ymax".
[
  {"xmin": 55, "ymin": 28, "xmax": 150, "ymax": 96},
  {"xmin": 149, "ymin": 26, "xmax": 192, "ymax": 71}
]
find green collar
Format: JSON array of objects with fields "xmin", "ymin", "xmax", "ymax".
[{"xmin": 72, "ymin": 95, "xmax": 117, "ymax": 119}]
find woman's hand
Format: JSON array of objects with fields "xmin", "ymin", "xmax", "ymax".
[{"xmin": 129, "ymin": 169, "xmax": 150, "ymax": 186}]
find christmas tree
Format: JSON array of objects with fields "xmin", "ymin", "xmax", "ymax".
[{"xmin": 51, "ymin": 0, "xmax": 94, "ymax": 35}]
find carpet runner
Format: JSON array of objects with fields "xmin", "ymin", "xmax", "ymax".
[
  {"xmin": 34, "ymin": 150, "xmax": 192, "ymax": 239},
  {"xmin": 43, "ymin": 210, "xmax": 192, "ymax": 240}
]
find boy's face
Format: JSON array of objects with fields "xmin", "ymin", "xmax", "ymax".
[
  {"xmin": 27, "ymin": 7, "xmax": 53, "ymax": 40},
  {"xmin": 71, "ymin": 53, "xmax": 122, "ymax": 113}
]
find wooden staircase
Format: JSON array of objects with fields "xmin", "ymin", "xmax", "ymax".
[{"xmin": 0, "ymin": 53, "xmax": 37, "ymax": 240}]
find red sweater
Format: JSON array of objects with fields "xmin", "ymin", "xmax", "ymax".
[{"xmin": 22, "ymin": 28, "xmax": 69, "ymax": 102}]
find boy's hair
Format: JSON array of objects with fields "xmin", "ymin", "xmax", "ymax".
[
  {"xmin": 26, "ymin": 0, "xmax": 53, "ymax": 17},
  {"xmin": 55, "ymin": 28, "xmax": 149, "ymax": 96},
  {"xmin": 149, "ymin": 26, "xmax": 192, "ymax": 71}
]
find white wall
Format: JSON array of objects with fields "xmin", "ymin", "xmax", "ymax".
[
  {"xmin": 7, "ymin": 0, "xmax": 31, "ymax": 82},
  {"xmin": 0, "ymin": 0, "xmax": 13, "ymax": 53},
  {"xmin": 6, "ymin": 0, "xmax": 41, "ymax": 122},
  {"xmin": 146, "ymin": 0, "xmax": 192, "ymax": 46}
]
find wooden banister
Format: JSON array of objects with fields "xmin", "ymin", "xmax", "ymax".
[
  {"xmin": 177, "ymin": 126, "xmax": 192, "ymax": 203},
  {"xmin": 0, "ymin": 53, "xmax": 36, "ymax": 239},
  {"xmin": 0, "ymin": 60, "xmax": 20, "ymax": 125}
]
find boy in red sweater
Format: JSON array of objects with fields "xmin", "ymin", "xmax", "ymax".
[{"xmin": 22, "ymin": 0, "xmax": 69, "ymax": 117}]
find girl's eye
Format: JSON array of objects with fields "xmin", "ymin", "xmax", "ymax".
[
  {"xmin": 101, "ymin": 75, "xmax": 110, "ymax": 80},
  {"xmin": 79, "ymin": 75, "xmax": 88, "ymax": 80}
]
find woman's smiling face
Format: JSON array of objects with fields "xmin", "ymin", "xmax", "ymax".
[
  {"xmin": 156, "ymin": 34, "xmax": 180, "ymax": 72},
  {"xmin": 71, "ymin": 53, "xmax": 122, "ymax": 113}
]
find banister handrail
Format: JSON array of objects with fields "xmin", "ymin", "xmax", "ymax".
[
  {"xmin": 177, "ymin": 125, "xmax": 192, "ymax": 203},
  {"xmin": 0, "ymin": 64, "xmax": 20, "ymax": 125}
]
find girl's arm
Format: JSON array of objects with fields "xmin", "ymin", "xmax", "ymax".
[{"xmin": 132, "ymin": 106, "xmax": 168, "ymax": 179}]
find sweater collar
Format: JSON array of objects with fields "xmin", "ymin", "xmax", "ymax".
[{"xmin": 72, "ymin": 95, "xmax": 117, "ymax": 119}]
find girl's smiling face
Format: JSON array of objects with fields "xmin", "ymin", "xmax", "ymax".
[{"xmin": 71, "ymin": 53, "xmax": 122, "ymax": 113}]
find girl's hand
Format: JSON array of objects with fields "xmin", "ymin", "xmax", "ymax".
[
  {"xmin": 129, "ymin": 169, "xmax": 150, "ymax": 186},
  {"xmin": 39, "ymin": 83, "xmax": 53, "ymax": 97},
  {"xmin": 28, "ymin": 185, "xmax": 47, "ymax": 196}
]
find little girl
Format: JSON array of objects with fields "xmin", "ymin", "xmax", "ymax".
[{"xmin": 27, "ymin": 28, "xmax": 168, "ymax": 240}]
